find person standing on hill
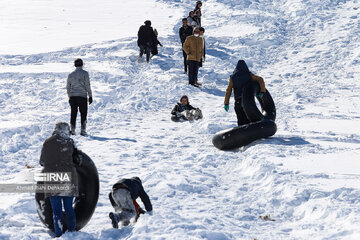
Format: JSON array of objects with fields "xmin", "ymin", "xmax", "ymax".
[
  {"xmin": 66, "ymin": 58, "xmax": 93, "ymax": 136},
  {"xmin": 39, "ymin": 122, "xmax": 81, "ymax": 237},
  {"xmin": 194, "ymin": 1, "xmax": 202, "ymax": 26},
  {"xmin": 182, "ymin": 27, "xmax": 204, "ymax": 87},
  {"xmin": 137, "ymin": 20, "xmax": 157, "ymax": 63},
  {"xmin": 179, "ymin": 18, "xmax": 193, "ymax": 73},
  {"xmin": 187, "ymin": 11, "xmax": 199, "ymax": 28},
  {"xmin": 224, "ymin": 60, "xmax": 266, "ymax": 126}
]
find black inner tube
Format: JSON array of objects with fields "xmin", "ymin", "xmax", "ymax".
[
  {"xmin": 212, "ymin": 119, "xmax": 277, "ymax": 150},
  {"xmin": 35, "ymin": 152, "xmax": 99, "ymax": 232},
  {"xmin": 242, "ymin": 81, "xmax": 276, "ymax": 122}
]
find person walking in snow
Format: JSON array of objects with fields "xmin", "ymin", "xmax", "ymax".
[
  {"xmin": 187, "ymin": 11, "xmax": 200, "ymax": 28},
  {"xmin": 179, "ymin": 18, "xmax": 193, "ymax": 73},
  {"xmin": 182, "ymin": 27, "xmax": 204, "ymax": 87},
  {"xmin": 224, "ymin": 60, "xmax": 266, "ymax": 126},
  {"xmin": 39, "ymin": 122, "xmax": 81, "ymax": 237},
  {"xmin": 171, "ymin": 95, "xmax": 202, "ymax": 121},
  {"xmin": 199, "ymin": 27, "xmax": 206, "ymax": 68},
  {"xmin": 109, "ymin": 177, "xmax": 152, "ymax": 228},
  {"xmin": 137, "ymin": 20, "xmax": 157, "ymax": 63},
  {"xmin": 67, "ymin": 58, "xmax": 93, "ymax": 136}
]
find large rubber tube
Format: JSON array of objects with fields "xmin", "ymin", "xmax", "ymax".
[
  {"xmin": 212, "ymin": 120, "xmax": 277, "ymax": 150},
  {"xmin": 242, "ymin": 81, "xmax": 276, "ymax": 122},
  {"xmin": 35, "ymin": 152, "xmax": 99, "ymax": 232}
]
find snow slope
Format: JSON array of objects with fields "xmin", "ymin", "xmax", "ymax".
[{"xmin": 1, "ymin": 0, "xmax": 360, "ymax": 239}]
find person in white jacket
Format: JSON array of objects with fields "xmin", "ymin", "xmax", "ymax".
[
  {"xmin": 66, "ymin": 59, "xmax": 93, "ymax": 136},
  {"xmin": 187, "ymin": 11, "xmax": 199, "ymax": 28}
]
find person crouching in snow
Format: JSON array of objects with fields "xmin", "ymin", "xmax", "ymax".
[
  {"xmin": 109, "ymin": 177, "xmax": 152, "ymax": 228},
  {"xmin": 39, "ymin": 122, "xmax": 81, "ymax": 237},
  {"xmin": 171, "ymin": 95, "xmax": 203, "ymax": 121}
]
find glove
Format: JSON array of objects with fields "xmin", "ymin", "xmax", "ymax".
[
  {"xmin": 159, "ymin": 43, "xmax": 163, "ymax": 47},
  {"xmin": 256, "ymin": 92, "xmax": 264, "ymax": 99},
  {"xmin": 89, "ymin": 97, "xmax": 93, "ymax": 105},
  {"xmin": 224, "ymin": 104, "xmax": 229, "ymax": 112},
  {"xmin": 176, "ymin": 112, "xmax": 183, "ymax": 117}
]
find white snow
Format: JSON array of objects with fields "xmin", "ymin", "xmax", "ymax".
[{"xmin": 0, "ymin": 0, "xmax": 360, "ymax": 239}]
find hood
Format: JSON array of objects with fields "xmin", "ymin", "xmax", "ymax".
[{"xmin": 52, "ymin": 122, "xmax": 70, "ymax": 139}]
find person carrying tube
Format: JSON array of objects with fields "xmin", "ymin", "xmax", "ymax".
[
  {"xmin": 224, "ymin": 60, "xmax": 266, "ymax": 126},
  {"xmin": 39, "ymin": 122, "xmax": 82, "ymax": 237}
]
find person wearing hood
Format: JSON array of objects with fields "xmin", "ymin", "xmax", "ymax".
[
  {"xmin": 179, "ymin": 18, "xmax": 193, "ymax": 73},
  {"xmin": 182, "ymin": 27, "xmax": 204, "ymax": 87},
  {"xmin": 67, "ymin": 58, "xmax": 93, "ymax": 136},
  {"xmin": 224, "ymin": 60, "xmax": 266, "ymax": 126},
  {"xmin": 109, "ymin": 177, "xmax": 152, "ymax": 228},
  {"xmin": 39, "ymin": 122, "xmax": 82, "ymax": 237},
  {"xmin": 171, "ymin": 95, "xmax": 203, "ymax": 121},
  {"xmin": 137, "ymin": 20, "xmax": 157, "ymax": 63}
]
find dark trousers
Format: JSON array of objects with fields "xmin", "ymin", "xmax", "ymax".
[
  {"xmin": 188, "ymin": 60, "xmax": 199, "ymax": 85},
  {"xmin": 139, "ymin": 45, "xmax": 151, "ymax": 62},
  {"xmin": 235, "ymin": 98, "xmax": 250, "ymax": 126},
  {"xmin": 50, "ymin": 196, "xmax": 76, "ymax": 237},
  {"xmin": 182, "ymin": 50, "xmax": 188, "ymax": 72},
  {"xmin": 69, "ymin": 96, "xmax": 87, "ymax": 127}
]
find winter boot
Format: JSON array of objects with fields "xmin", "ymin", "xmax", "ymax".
[
  {"xmin": 80, "ymin": 122, "xmax": 87, "ymax": 136},
  {"xmin": 194, "ymin": 109, "xmax": 203, "ymax": 120},
  {"xmin": 70, "ymin": 125, "xmax": 76, "ymax": 135},
  {"xmin": 185, "ymin": 110, "xmax": 193, "ymax": 121},
  {"xmin": 109, "ymin": 212, "xmax": 119, "ymax": 229}
]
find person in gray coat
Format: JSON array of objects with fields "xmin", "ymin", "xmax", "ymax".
[
  {"xmin": 66, "ymin": 58, "xmax": 93, "ymax": 136},
  {"xmin": 39, "ymin": 122, "xmax": 81, "ymax": 237}
]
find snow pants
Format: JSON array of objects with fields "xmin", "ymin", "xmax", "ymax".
[
  {"xmin": 111, "ymin": 188, "xmax": 136, "ymax": 225},
  {"xmin": 69, "ymin": 96, "xmax": 87, "ymax": 128},
  {"xmin": 235, "ymin": 98, "xmax": 250, "ymax": 126},
  {"xmin": 50, "ymin": 196, "xmax": 76, "ymax": 237}
]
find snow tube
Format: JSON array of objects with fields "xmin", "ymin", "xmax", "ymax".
[
  {"xmin": 171, "ymin": 115, "xmax": 186, "ymax": 122},
  {"xmin": 35, "ymin": 152, "xmax": 99, "ymax": 232},
  {"xmin": 242, "ymin": 81, "xmax": 276, "ymax": 122},
  {"xmin": 212, "ymin": 119, "xmax": 277, "ymax": 150}
]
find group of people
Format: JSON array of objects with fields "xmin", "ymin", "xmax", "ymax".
[
  {"xmin": 40, "ymin": 121, "xmax": 152, "ymax": 237},
  {"xmin": 39, "ymin": 1, "xmax": 269, "ymax": 237},
  {"xmin": 180, "ymin": 1, "xmax": 205, "ymax": 87}
]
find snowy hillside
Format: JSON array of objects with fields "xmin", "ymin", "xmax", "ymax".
[{"xmin": 1, "ymin": 0, "xmax": 360, "ymax": 239}]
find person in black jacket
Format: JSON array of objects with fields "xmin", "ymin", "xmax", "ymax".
[
  {"xmin": 109, "ymin": 177, "xmax": 152, "ymax": 228},
  {"xmin": 199, "ymin": 27, "xmax": 206, "ymax": 68},
  {"xmin": 179, "ymin": 18, "xmax": 193, "ymax": 73},
  {"xmin": 137, "ymin": 20, "xmax": 157, "ymax": 63},
  {"xmin": 171, "ymin": 95, "xmax": 202, "ymax": 121},
  {"xmin": 194, "ymin": 1, "xmax": 202, "ymax": 26}
]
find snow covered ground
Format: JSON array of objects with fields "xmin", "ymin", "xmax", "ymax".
[{"xmin": 1, "ymin": 0, "xmax": 360, "ymax": 239}]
